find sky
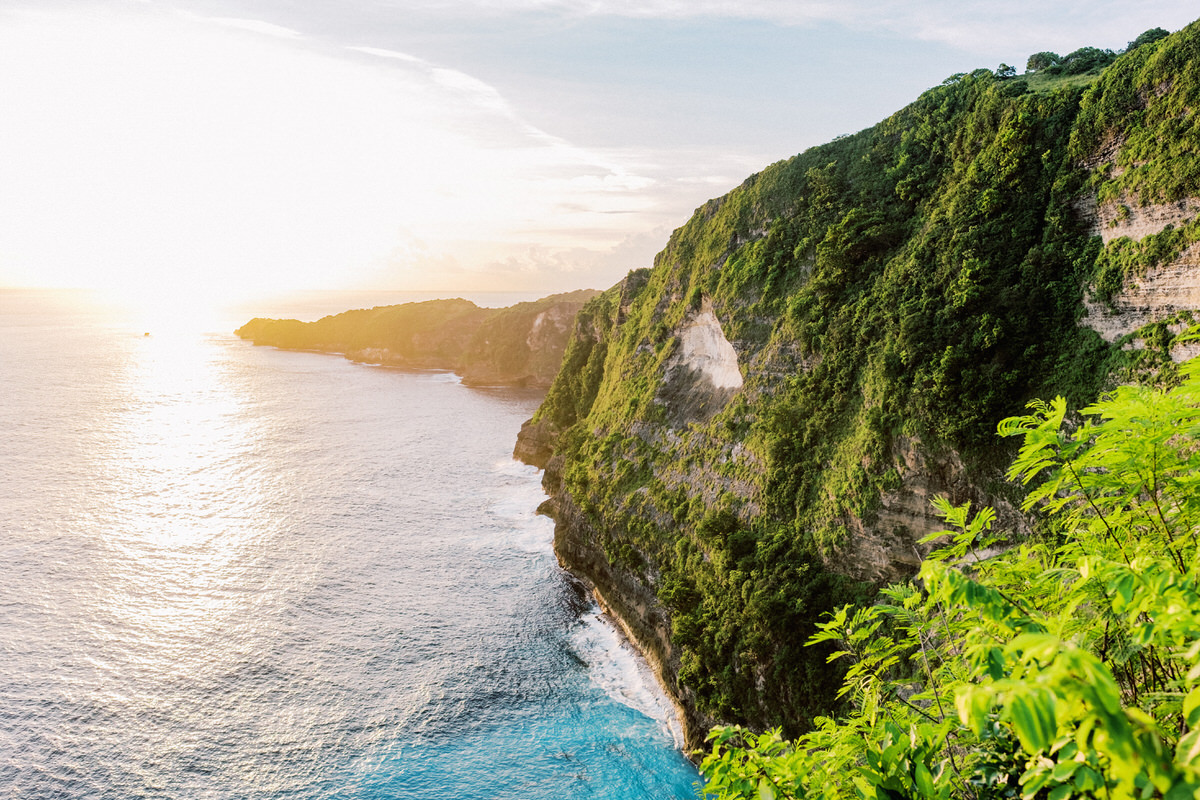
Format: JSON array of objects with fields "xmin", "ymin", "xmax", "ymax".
[{"xmin": 0, "ymin": 0, "xmax": 1195, "ymax": 309}]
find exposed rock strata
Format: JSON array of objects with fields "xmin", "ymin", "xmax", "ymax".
[
  {"xmin": 1092, "ymin": 197, "xmax": 1200, "ymax": 244},
  {"xmin": 512, "ymin": 418, "xmax": 558, "ymax": 470},
  {"xmin": 1079, "ymin": 200, "xmax": 1200, "ymax": 362},
  {"xmin": 1081, "ymin": 254, "xmax": 1200, "ymax": 361},
  {"xmin": 670, "ymin": 308, "xmax": 744, "ymax": 391},
  {"xmin": 834, "ymin": 437, "xmax": 1030, "ymax": 583},
  {"xmin": 656, "ymin": 305, "xmax": 743, "ymax": 427}
]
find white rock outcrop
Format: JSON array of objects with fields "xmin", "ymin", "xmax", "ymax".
[
  {"xmin": 672, "ymin": 310, "xmax": 743, "ymax": 390},
  {"xmin": 1080, "ymin": 195, "xmax": 1200, "ymax": 362},
  {"xmin": 1093, "ymin": 197, "xmax": 1200, "ymax": 245},
  {"xmin": 655, "ymin": 305, "xmax": 743, "ymax": 427}
]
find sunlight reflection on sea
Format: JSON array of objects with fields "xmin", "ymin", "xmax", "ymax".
[{"xmin": 0, "ymin": 290, "xmax": 699, "ymax": 799}]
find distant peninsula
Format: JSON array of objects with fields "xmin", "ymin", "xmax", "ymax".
[{"xmin": 236, "ymin": 290, "xmax": 598, "ymax": 388}]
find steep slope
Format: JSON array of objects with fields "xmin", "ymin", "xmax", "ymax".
[
  {"xmin": 1072, "ymin": 28, "xmax": 1200, "ymax": 362},
  {"xmin": 516, "ymin": 23, "xmax": 1200, "ymax": 747},
  {"xmin": 236, "ymin": 290, "xmax": 597, "ymax": 387}
]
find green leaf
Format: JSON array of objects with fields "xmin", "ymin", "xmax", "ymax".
[
  {"xmin": 1051, "ymin": 759, "xmax": 1079, "ymax": 782},
  {"xmin": 914, "ymin": 762, "xmax": 935, "ymax": 797},
  {"xmin": 1010, "ymin": 691, "xmax": 1057, "ymax": 753},
  {"xmin": 1021, "ymin": 765, "xmax": 1052, "ymax": 800},
  {"xmin": 1073, "ymin": 717, "xmax": 1095, "ymax": 756},
  {"xmin": 1078, "ymin": 659, "xmax": 1123, "ymax": 717},
  {"xmin": 987, "ymin": 647, "xmax": 1006, "ymax": 680},
  {"xmin": 1177, "ymin": 729, "xmax": 1200, "ymax": 767},
  {"xmin": 758, "ymin": 777, "xmax": 777, "ymax": 800},
  {"xmin": 1183, "ymin": 686, "xmax": 1200, "ymax": 728},
  {"xmin": 1048, "ymin": 784, "xmax": 1073, "ymax": 800},
  {"xmin": 1074, "ymin": 765, "xmax": 1103, "ymax": 792}
]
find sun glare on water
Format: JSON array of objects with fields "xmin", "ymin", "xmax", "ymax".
[
  {"xmin": 94, "ymin": 279, "xmax": 263, "ymax": 340},
  {"xmin": 85, "ymin": 288, "xmax": 288, "ymax": 679}
]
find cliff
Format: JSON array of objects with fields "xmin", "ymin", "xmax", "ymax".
[
  {"xmin": 517, "ymin": 22, "xmax": 1200, "ymax": 748},
  {"xmin": 236, "ymin": 290, "xmax": 598, "ymax": 388}
]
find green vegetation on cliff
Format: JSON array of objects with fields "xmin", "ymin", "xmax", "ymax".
[
  {"xmin": 1071, "ymin": 25, "xmax": 1200, "ymax": 206},
  {"xmin": 524, "ymin": 21, "xmax": 1200, "ymax": 743},
  {"xmin": 701, "ymin": 348, "xmax": 1200, "ymax": 798}
]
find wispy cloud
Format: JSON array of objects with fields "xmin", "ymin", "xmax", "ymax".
[
  {"xmin": 10, "ymin": 0, "xmax": 1172, "ymax": 300},
  {"xmin": 361, "ymin": 0, "xmax": 1194, "ymax": 53},
  {"xmin": 203, "ymin": 16, "xmax": 304, "ymax": 39},
  {"xmin": 0, "ymin": 3, "xmax": 757, "ymax": 298},
  {"xmin": 345, "ymin": 45, "xmax": 422, "ymax": 63}
]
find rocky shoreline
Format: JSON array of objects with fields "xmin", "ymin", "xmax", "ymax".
[{"xmin": 517, "ymin": 430, "xmax": 716, "ymax": 756}]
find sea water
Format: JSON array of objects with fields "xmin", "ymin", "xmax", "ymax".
[{"xmin": 0, "ymin": 290, "xmax": 700, "ymax": 799}]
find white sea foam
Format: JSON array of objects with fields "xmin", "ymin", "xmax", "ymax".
[
  {"xmin": 418, "ymin": 371, "xmax": 462, "ymax": 384},
  {"xmin": 488, "ymin": 458, "xmax": 684, "ymax": 746},
  {"xmin": 487, "ymin": 459, "xmax": 554, "ymax": 552},
  {"xmin": 570, "ymin": 609, "xmax": 685, "ymax": 748},
  {"xmin": 492, "ymin": 457, "xmax": 542, "ymax": 483}
]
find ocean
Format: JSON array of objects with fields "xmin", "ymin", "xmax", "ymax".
[{"xmin": 0, "ymin": 290, "xmax": 700, "ymax": 799}]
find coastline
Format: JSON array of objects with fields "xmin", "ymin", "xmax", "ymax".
[
  {"xmin": 589, "ymin": 587, "xmax": 695, "ymax": 757},
  {"xmin": 234, "ymin": 291, "xmax": 599, "ymax": 390},
  {"xmin": 235, "ymin": 341, "xmax": 550, "ymax": 388},
  {"xmin": 536, "ymin": 477, "xmax": 716, "ymax": 758}
]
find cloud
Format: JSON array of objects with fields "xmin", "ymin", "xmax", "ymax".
[
  {"xmin": 345, "ymin": 45, "xmax": 422, "ymax": 63},
  {"xmin": 360, "ymin": 0, "xmax": 1196, "ymax": 55},
  {"xmin": 390, "ymin": 226, "xmax": 671, "ymax": 294},
  {"xmin": 19, "ymin": 0, "xmax": 1161, "ymax": 300},
  {"xmin": 347, "ymin": 45, "xmax": 512, "ymax": 113},
  {"xmin": 841, "ymin": 0, "xmax": 1196, "ymax": 54},
  {"xmin": 0, "ymin": 2, "xmax": 761, "ymax": 300},
  {"xmin": 203, "ymin": 16, "xmax": 304, "ymax": 39}
]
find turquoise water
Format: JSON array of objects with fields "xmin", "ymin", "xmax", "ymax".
[{"xmin": 0, "ymin": 291, "xmax": 700, "ymax": 799}]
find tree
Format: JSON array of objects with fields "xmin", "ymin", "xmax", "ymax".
[
  {"xmin": 996, "ymin": 63, "xmax": 1016, "ymax": 79},
  {"xmin": 1025, "ymin": 51, "xmax": 1060, "ymax": 72},
  {"xmin": 1060, "ymin": 45, "xmax": 1117, "ymax": 75},
  {"xmin": 1127, "ymin": 27, "xmax": 1170, "ymax": 52}
]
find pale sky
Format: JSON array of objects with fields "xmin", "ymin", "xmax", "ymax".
[{"xmin": 0, "ymin": 0, "xmax": 1194, "ymax": 308}]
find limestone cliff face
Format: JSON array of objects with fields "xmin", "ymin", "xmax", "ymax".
[
  {"xmin": 1092, "ymin": 198, "xmax": 1200, "ymax": 245},
  {"xmin": 833, "ymin": 436, "xmax": 1031, "ymax": 583},
  {"xmin": 655, "ymin": 304, "xmax": 744, "ymax": 428},
  {"xmin": 236, "ymin": 291, "xmax": 597, "ymax": 388},
  {"xmin": 517, "ymin": 274, "xmax": 999, "ymax": 737},
  {"xmin": 1079, "ymin": 195, "xmax": 1200, "ymax": 362},
  {"xmin": 512, "ymin": 418, "xmax": 559, "ymax": 470},
  {"xmin": 1071, "ymin": 29, "xmax": 1200, "ymax": 363},
  {"xmin": 517, "ymin": 24, "xmax": 1200, "ymax": 741},
  {"xmin": 1081, "ymin": 256, "xmax": 1200, "ymax": 363}
]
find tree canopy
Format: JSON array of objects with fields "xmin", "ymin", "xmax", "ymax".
[
  {"xmin": 1129, "ymin": 27, "xmax": 1170, "ymax": 52},
  {"xmin": 1025, "ymin": 51, "xmax": 1060, "ymax": 72}
]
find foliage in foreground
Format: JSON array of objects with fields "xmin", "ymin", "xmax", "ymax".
[{"xmin": 700, "ymin": 348, "xmax": 1200, "ymax": 799}]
